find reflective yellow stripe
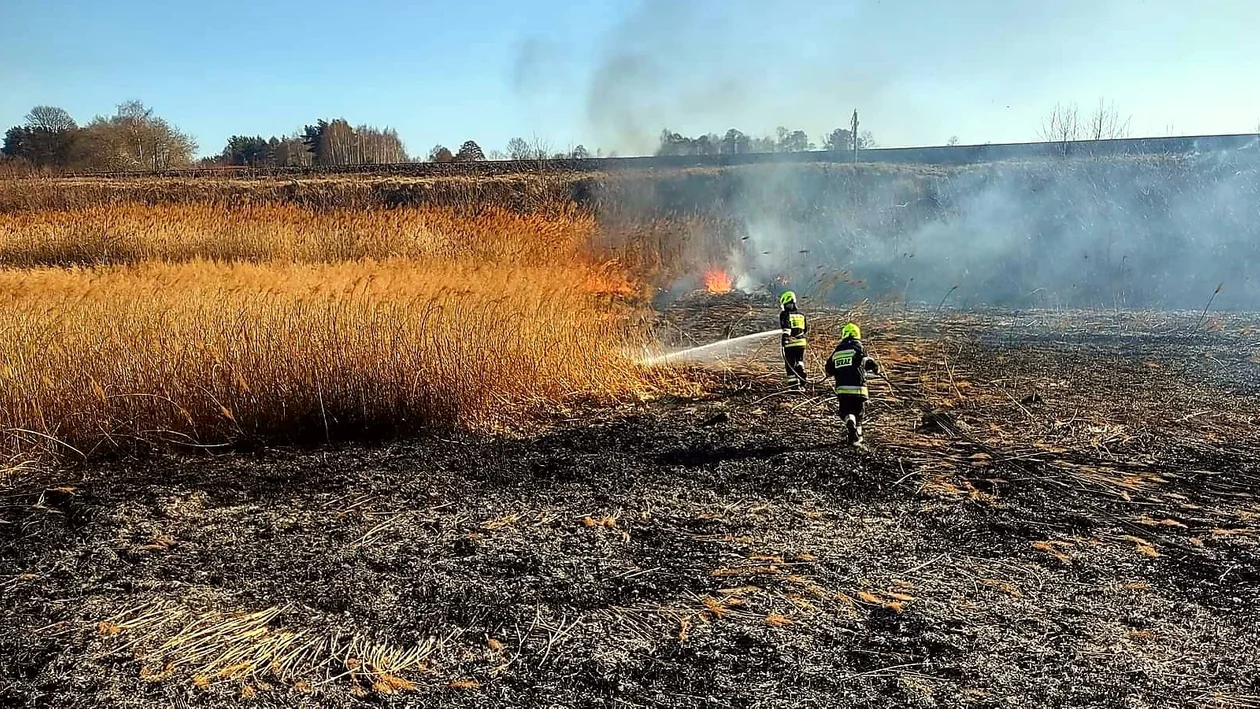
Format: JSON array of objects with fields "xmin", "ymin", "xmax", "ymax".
[
  {"xmin": 784, "ymin": 339, "xmax": 807, "ymax": 348},
  {"xmin": 834, "ymin": 385, "xmax": 868, "ymax": 396}
]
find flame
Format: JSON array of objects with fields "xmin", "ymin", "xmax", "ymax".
[
  {"xmin": 584, "ymin": 262, "xmax": 638, "ymax": 297},
  {"xmin": 703, "ymin": 267, "xmax": 734, "ymax": 294}
]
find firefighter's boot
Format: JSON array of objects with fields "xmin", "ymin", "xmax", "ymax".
[{"xmin": 844, "ymin": 415, "xmax": 860, "ymax": 445}]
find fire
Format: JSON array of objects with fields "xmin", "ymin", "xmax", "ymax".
[
  {"xmin": 583, "ymin": 260, "xmax": 638, "ymax": 297},
  {"xmin": 703, "ymin": 267, "xmax": 734, "ymax": 294}
]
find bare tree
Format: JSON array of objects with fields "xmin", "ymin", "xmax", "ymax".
[
  {"xmin": 527, "ymin": 135, "xmax": 552, "ymax": 161},
  {"xmin": 946, "ymin": 136, "xmax": 960, "ymax": 146},
  {"xmin": 78, "ymin": 101, "xmax": 196, "ymax": 170},
  {"xmin": 273, "ymin": 132, "xmax": 312, "ymax": 167},
  {"xmin": 1040, "ymin": 102, "xmax": 1081, "ymax": 143},
  {"xmin": 501, "ymin": 135, "xmax": 557, "ymax": 162},
  {"xmin": 148, "ymin": 118, "xmax": 196, "ymax": 170},
  {"xmin": 116, "ymin": 100, "xmax": 156, "ymax": 168},
  {"xmin": 25, "ymin": 106, "xmax": 77, "ymax": 132},
  {"xmin": 1086, "ymin": 99, "xmax": 1131, "ymax": 140},
  {"xmin": 506, "ymin": 137, "xmax": 531, "ymax": 160},
  {"xmin": 317, "ymin": 119, "xmax": 355, "ymax": 166},
  {"xmin": 1041, "ymin": 99, "xmax": 1130, "ymax": 157},
  {"xmin": 353, "ymin": 125, "xmax": 406, "ymax": 164},
  {"xmin": 1040, "ymin": 102, "xmax": 1082, "ymax": 156}
]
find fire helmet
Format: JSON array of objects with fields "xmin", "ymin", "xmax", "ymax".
[
  {"xmin": 841, "ymin": 322, "xmax": 861, "ymax": 339},
  {"xmin": 779, "ymin": 291, "xmax": 797, "ymax": 308}
]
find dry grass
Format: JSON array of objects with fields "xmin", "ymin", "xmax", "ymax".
[
  {"xmin": 0, "ymin": 196, "xmax": 685, "ymax": 461},
  {"xmin": 0, "ymin": 172, "xmax": 585, "ymax": 213},
  {"xmin": 591, "ymin": 214, "xmax": 741, "ymax": 286},
  {"xmin": 98, "ymin": 601, "xmax": 439, "ymax": 692},
  {"xmin": 0, "ymin": 260, "xmax": 654, "ymax": 458},
  {"xmin": 763, "ymin": 612, "xmax": 794, "ymax": 627},
  {"xmin": 855, "ymin": 589, "xmax": 911, "ymax": 614},
  {"xmin": 0, "ymin": 202, "xmax": 605, "ymax": 268}
]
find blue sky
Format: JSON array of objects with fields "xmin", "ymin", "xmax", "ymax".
[{"xmin": 2, "ymin": 0, "xmax": 1258, "ymax": 157}]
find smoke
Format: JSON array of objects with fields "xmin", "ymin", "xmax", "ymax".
[
  {"xmin": 516, "ymin": 0, "xmax": 1260, "ymax": 312},
  {"xmin": 580, "ymin": 0, "xmax": 890, "ymax": 154},
  {"xmin": 649, "ymin": 148, "xmax": 1260, "ymax": 311},
  {"xmin": 516, "ymin": 0, "xmax": 1260, "ymax": 154}
]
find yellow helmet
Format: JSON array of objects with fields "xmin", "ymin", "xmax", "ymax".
[
  {"xmin": 779, "ymin": 290, "xmax": 797, "ymax": 307},
  {"xmin": 841, "ymin": 322, "xmax": 861, "ymax": 339}
]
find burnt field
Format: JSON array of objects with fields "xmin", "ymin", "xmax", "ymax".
[{"xmin": 3, "ymin": 295, "xmax": 1260, "ymax": 708}]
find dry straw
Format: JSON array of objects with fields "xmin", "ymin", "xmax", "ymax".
[
  {"xmin": 100, "ymin": 601, "xmax": 441, "ymax": 693},
  {"xmin": 0, "ymin": 202, "xmax": 595, "ymax": 267},
  {"xmin": 0, "ymin": 201, "xmax": 673, "ymax": 460}
]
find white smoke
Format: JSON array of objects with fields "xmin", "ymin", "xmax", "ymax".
[{"xmin": 667, "ymin": 151, "xmax": 1260, "ymax": 310}]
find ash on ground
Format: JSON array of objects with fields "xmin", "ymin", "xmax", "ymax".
[{"xmin": 3, "ymin": 304, "xmax": 1259, "ymax": 708}]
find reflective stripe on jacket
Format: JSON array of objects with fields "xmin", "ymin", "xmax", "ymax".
[
  {"xmin": 780, "ymin": 310, "xmax": 808, "ymax": 348},
  {"xmin": 833, "ymin": 384, "xmax": 869, "ymax": 397},
  {"xmin": 824, "ymin": 337, "xmax": 877, "ymax": 399}
]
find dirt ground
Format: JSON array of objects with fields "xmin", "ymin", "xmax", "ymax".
[{"xmin": 3, "ymin": 294, "xmax": 1260, "ymax": 708}]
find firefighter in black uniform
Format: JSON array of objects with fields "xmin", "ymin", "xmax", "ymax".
[
  {"xmin": 824, "ymin": 322, "xmax": 880, "ymax": 445},
  {"xmin": 778, "ymin": 291, "xmax": 808, "ymax": 390}
]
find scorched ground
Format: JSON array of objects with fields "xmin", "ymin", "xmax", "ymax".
[{"xmin": 3, "ymin": 294, "xmax": 1259, "ymax": 708}]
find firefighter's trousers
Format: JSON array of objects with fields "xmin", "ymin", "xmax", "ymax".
[
  {"xmin": 835, "ymin": 393, "xmax": 866, "ymax": 424},
  {"xmin": 783, "ymin": 346, "xmax": 807, "ymax": 386}
]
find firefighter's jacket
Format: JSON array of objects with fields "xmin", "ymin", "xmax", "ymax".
[
  {"xmin": 780, "ymin": 309, "xmax": 808, "ymax": 349},
  {"xmin": 824, "ymin": 336, "xmax": 880, "ymax": 398}
]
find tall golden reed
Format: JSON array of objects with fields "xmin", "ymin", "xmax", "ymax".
[
  {"xmin": 0, "ymin": 202, "xmax": 660, "ymax": 461},
  {"xmin": 0, "ymin": 203, "xmax": 596, "ymax": 266}
]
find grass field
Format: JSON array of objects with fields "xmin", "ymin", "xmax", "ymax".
[
  {"xmin": 0, "ymin": 194, "xmax": 672, "ymax": 463},
  {"xmin": 3, "ymin": 169, "xmax": 1259, "ymax": 708},
  {"xmin": 0, "ymin": 202, "xmax": 601, "ymax": 266}
]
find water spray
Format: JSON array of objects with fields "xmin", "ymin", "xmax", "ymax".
[{"xmin": 639, "ymin": 329, "xmax": 779, "ymax": 366}]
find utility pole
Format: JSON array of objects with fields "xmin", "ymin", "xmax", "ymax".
[{"xmin": 851, "ymin": 109, "xmax": 859, "ymax": 163}]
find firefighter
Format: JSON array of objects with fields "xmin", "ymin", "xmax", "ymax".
[
  {"xmin": 824, "ymin": 322, "xmax": 880, "ymax": 445},
  {"xmin": 778, "ymin": 291, "xmax": 809, "ymax": 390}
]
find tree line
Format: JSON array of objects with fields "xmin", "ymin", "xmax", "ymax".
[
  {"xmin": 215, "ymin": 132, "xmax": 603, "ymax": 168},
  {"xmin": 220, "ymin": 120, "xmax": 408, "ymax": 168},
  {"xmin": 2, "ymin": 102, "xmax": 197, "ymax": 172},
  {"xmin": 0, "ymin": 101, "xmax": 604, "ymax": 172},
  {"xmin": 2, "ymin": 100, "xmax": 878, "ymax": 174},
  {"xmin": 2, "ymin": 97, "xmax": 1155, "ymax": 174},
  {"xmin": 656, "ymin": 126, "xmax": 876, "ymax": 157}
]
